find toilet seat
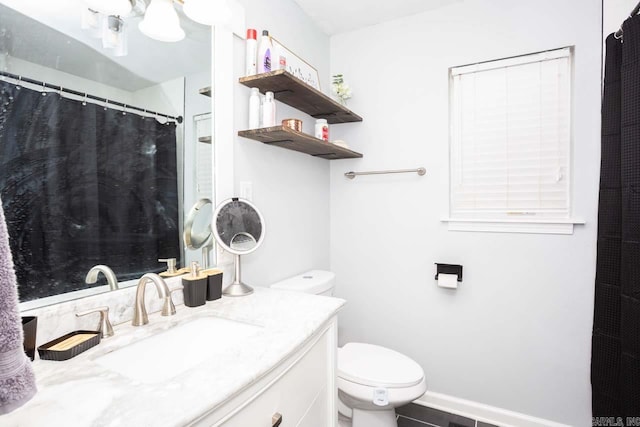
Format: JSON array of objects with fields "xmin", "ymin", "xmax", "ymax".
[{"xmin": 338, "ymin": 343, "xmax": 424, "ymax": 388}]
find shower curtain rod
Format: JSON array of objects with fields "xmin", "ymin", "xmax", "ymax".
[
  {"xmin": 614, "ymin": 1, "xmax": 640, "ymax": 39},
  {"xmin": 0, "ymin": 70, "xmax": 183, "ymax": 124}
]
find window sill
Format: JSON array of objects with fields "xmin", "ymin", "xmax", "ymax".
[{"xmin": 441, "ymin": 218, "xmax": 586, "ymax": 235}]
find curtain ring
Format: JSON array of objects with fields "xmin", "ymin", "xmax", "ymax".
[
  {"xmin": 82, "ymin": 93, "xmax": 88, "ymax": 106},
  {"xmin": 122, "ymin": 104, "xmax": 127, "ymax": 115},
  {"xmin": 104, "ymin": 98, "xmax": 109, "ymax": 111},
  {"xmin": 59, "ymin": 85, "xmax": 63, "ymax": 98},
  {"xmin": 15, "ymin": 76, "xmax": 22, "ymax": 90},
  {"xmin": 41, "ymin": 82, "xmax": 47, "ymax": 96}
]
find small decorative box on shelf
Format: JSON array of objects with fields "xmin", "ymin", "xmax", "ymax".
[
  {"xmin": 238, "ymin": 126, "xmax": 363, "ymax": 160},
  {"xmin": 239, "ymin": 70, "xmax": 363, "ymax": 124}
]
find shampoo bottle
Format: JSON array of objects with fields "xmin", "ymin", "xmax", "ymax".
[
  {"xmin": 257, "ymin": 30, "xmax": 272, "ymax": 74},
  {"xmin": 245, "ymin": 28, "xmax": 257, "ymax": 76},
  {"xmin": 262, "ymin": 91, "xmax": 276, "ymax": 127},
  {"xmin": 182, "ymin": 262, "xmax": 207, "ymax": 307},
  {"xmin": 249, "ymin": 88, "xmax": 261, "ymax": 129}
]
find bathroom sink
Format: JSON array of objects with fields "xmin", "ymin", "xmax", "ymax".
[{"xmin": 95, "ymin": 316, "xmax": 261, "ymax": 383}]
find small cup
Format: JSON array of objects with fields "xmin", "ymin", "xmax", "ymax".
[
  {"xmin": 202, "ymin": 269, "xmax": 224, "ymax": 301},
  {"xmin": 282, "ymin": 118, "xmax": 302, "ymax": 132},
  {"xmin": 22, "ymin": 316, "xmax": 38, "ymax": 361}
]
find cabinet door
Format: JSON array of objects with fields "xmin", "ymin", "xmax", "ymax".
[
  {"xmin": 297, "ymin": 384, "xmax": 328, "ymax": 427},
  {"xmin": 222, "ymin": 330, "xmax": 330, "ymax": 427}
]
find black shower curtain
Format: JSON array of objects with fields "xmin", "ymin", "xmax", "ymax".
[
  {"xmin": 0, "ymin": 80, "xmax": 180, "ymax": 301},
  {"xmin": 592, "ymin": 17, "xmax": 640, "ymax": 419}
]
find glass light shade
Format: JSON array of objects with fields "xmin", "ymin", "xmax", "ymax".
[
  {"xmin": 138, "ymin": 0, "xmax": 185, "ymax": 42},
  {"xmin": 102, "ymin": 16, "xmax": 128, "ymax": 57},
  {"xmin": 183, "ymin": 0, "xmax": 232, "ymax": 26},
  {"xmin": 81, "ymin": 8, "xmax": 102, "ymax": 38},
  {"xmin": 85, "ymin": 0, "xmax": 132, "ymax": 16}
]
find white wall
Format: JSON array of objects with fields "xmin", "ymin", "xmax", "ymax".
[
  {"xmin": 233, "ymin": 0, "xmax": 332, "ymax": 287},
  {"xmin": 604, "ymin": 0, "xmax": 638, "ymax": 36},
  {"xmin": 7, "ymin": 57, "xmax": 134, "ymax": 106},
  {"xmin": 329, "ymin": 0, "xmax": 601, "ymax": 425}
]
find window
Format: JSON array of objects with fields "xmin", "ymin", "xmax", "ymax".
[{"xmin": 448, "ymin": 47, "xmax": 580, "ymax": 234}]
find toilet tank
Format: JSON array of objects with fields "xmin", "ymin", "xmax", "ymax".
[{"xmin": 270, "ymin": 270, "xmax": 335, "ymax": 296}]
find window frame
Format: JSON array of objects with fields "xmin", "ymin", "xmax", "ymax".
[{"xmin": 443, "ymin": 47, "xmax": 584, "ymax": 235}]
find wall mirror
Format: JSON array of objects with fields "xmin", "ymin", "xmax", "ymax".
[
  {"xmin": 0, "ymin": 0, "xmax": 214, "ymax": 309},
  {"xmin": 213, "ymin": 198, "xmax": 265, "ymax": 297}
]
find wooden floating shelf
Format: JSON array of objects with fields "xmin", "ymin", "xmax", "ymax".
[
  {"xmin": 199, "ymin": 87, "xmax": 212, "ymax": 97},
  {"xmin": 239, "ymin": 70, "xmax": 362, "ymax": 124},
  {"xmin": 238, "ymin": 126, "xmax": 363, "ymax": 160}
]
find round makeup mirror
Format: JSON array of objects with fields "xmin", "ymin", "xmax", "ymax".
[
  {"xmin": 184, "ymin": 198, "xmax": 213, "ymax": 268},
  {"xmin": 213, "ymin": 197, "xmax": 265, "ymax": 296}
]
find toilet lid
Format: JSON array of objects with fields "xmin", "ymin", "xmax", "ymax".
[{"xmin": 338, "ymin": 343, "xmax": 424, "ymax": 388}]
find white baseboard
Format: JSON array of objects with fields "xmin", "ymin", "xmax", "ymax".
[{"xmin": 413, "ymin": 391, "xmax": 571, "ymax": 427}]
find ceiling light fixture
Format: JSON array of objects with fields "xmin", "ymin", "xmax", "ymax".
[
  {"xmin": 81, "ymin": 8, "xmax": 102, "ymax": 38},
  {"xmin": 85, "ymin": 0, "xmax": 133, "ymax": 17},
  {"xmin": 102, "ymin": 16, "xmax": 128, "ymax": 57},
  {"xmin": 183, "ymin": 0, "xmax": 232, "ymax": 26},
  {"xmin": 138, "ymin": 0, "xmax": 185, "ymax": 43}
]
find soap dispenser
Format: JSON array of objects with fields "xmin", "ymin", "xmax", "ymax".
[
  {"xmin": 182, "ymin": 262, "xmax": 207, "ymax": 307},
  {"xmin": 158, "ymin": 258, "xmax": 189, "ymax": 277}
]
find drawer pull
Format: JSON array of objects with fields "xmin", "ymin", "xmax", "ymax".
[{"xmin": 272, "ymin": 412, "xmax": 283, "ymax": 427}]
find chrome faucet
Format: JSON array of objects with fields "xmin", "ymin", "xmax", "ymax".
[
  {"xmin": 132, "ymin": 273, "xmax": 176, "ymax": 326},
  {"xmin": 85, "ymin": 265, "xmax": 119, "ymax": 291}
]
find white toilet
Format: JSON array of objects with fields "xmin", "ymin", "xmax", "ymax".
[{"xmin": 271, "ymin": 270, "xmax": 427, "ymax": 427}]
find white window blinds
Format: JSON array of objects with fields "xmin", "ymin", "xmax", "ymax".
[{"xmin": 449, "ymin": 47, "xmax": 572, "ymax": 220}]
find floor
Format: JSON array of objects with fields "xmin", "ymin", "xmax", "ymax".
[
  {"xmin": 337, "ymin": 403, "xmax": 499, "ymax": 427},
  {"xmin": 396, "ymin": 403, "xmax": 498, "ymax": 427}
]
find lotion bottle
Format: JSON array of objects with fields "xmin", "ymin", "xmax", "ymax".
[
  {"xmin": 262, "ymin": 91, "xmax": 276, "ymax": 127},
  {"xmin": 249, "ymin": 88, "xmax": 261, "ymax": 129},
  {"xmin": 245, "ymin": 28, "xmax": 257, "ymax": 76},
  {"xmin": 257, "ymin": 30, "xmax": 272, "ymax": 74}
]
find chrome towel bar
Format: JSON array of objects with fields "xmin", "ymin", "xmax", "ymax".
[{"xmin": 344, "ymin": 167, "xmax": 426, "ymax": 179}]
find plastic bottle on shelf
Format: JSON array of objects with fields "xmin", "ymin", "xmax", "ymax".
[
  {"xmin": 257, "ymin": 30, "xmax": 272, "ymax": 74},
  {"xmin": 249, "ymin": 88, "xmax": 261, "ymax": 129},
  {"xmin": 245, "ymin": 29, "xmax": 257, "ymax": 76},
  {"xmin": 262, "ymin": 91, "xmax": 276, "ymax": 127},
  {"xmin": 315, "ymin": 119, "xmax": 329, "ymax": 141}
]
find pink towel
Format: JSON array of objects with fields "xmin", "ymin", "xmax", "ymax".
[{"xmin": 0, "ymin": 197, "xmax": 36, "ymax": 414}]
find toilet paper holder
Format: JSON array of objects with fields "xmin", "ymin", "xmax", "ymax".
[{"xmin": 434, "ymin": 263, "xmax": 463, "ymax": 282}]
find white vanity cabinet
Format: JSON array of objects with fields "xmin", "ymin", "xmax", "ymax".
[
  {"xmin": 6, "ymin": 289, "xmax": 344, "ymax": 427},
  {"xmin": 192, "ymin": 317, "xmax": 338, "ymax": 427}
]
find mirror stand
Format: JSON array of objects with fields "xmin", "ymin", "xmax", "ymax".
[
  {"xmin": 223, "ymin": 254, "xmax": 254, "ymax": 297},
  {"xmin": 202, "ymin": 245, "xmax": 212, "ymax": 269}
]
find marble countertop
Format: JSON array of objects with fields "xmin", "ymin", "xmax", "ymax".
[{"xmin": 2, "ymin": 287, "xmax": 345, "ymax": 427}]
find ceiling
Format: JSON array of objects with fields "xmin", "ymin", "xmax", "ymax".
[
  {"xmin": 291, "ymin": 0, "xmax": 462, "ymax": 35},
  {"xmin": 0, "ymin": 0, "xmax": 461, "ymax": 92},
  {"xmin": 0, "ymin": 0, "xmax": 211, "ymax": 92}
]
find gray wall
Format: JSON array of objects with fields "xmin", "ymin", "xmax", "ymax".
[{"xmin": 329, "ymin": 0, "xmax": 601, "ymax": 425}]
